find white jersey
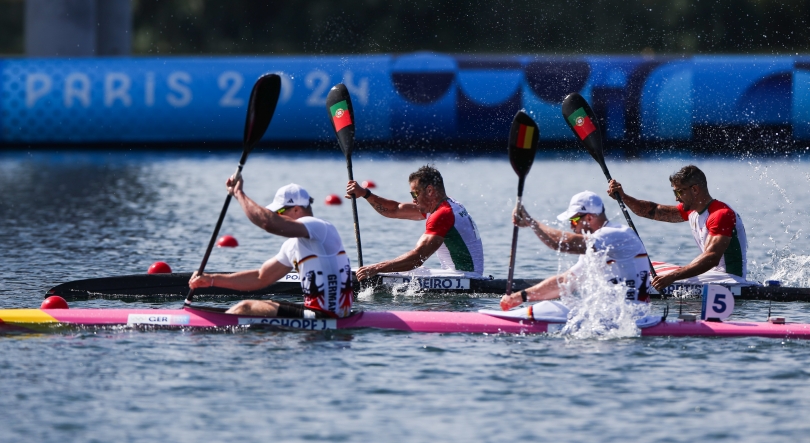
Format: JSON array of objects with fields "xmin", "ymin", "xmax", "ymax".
[
  {"xmin": 678, "ymin": 200, "xmax": 747, "ymax": 278},
  {"xmin": 569, "ymin": 221, "xmax": 650, "ymax": 302},
  {"xmin": 423, "ymin": 198, "xmax": 484, "ymax": 276},
  {"xmin": 274, "ymin": 216, "xmax": 353, "ymax": 318}
]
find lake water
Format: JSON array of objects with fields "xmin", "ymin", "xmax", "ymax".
[{"xmin": 2, "ymin": 150, "xmax": 810, "ymax": 442}]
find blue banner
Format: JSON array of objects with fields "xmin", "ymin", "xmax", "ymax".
[{"xmin": 1, "ymin": 54, "xmax": 807, "ymax": 146}]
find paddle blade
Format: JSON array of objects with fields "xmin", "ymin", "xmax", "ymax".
[
  {"xmin": 562, "ymin": 93, "xmax": 604, "ymax": 164},
  {"xmin": 507, "ymin": 110, "xmax": 539, "ymax": 178},
  {"xmin": 326, "ymin": 84, "xmax": 356, "ymax": 158},
  {"xmin": 243, "ymin": 73, "xmax": 282, "ymax": 150}
]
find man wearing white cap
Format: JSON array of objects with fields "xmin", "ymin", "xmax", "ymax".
[
  {"xmin": 189, "ymin": 178, "xmax": 353, "ymax": 319},
  {"xmin": 500, "ymin": 191, "xmax": 650, "ymax": 311}
]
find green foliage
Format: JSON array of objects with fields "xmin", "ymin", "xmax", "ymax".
[{"xmin": 2, "ymin": 0, "xmax": 809, "ymax": 55}]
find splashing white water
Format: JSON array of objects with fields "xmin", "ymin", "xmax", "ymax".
[
  {"xmin": 356, "ymin": 284, "xmax": 376, "ymax": 302},
  {"xmin": 556, "ymin": 241, "xmax": 651, "ymax": 340}
]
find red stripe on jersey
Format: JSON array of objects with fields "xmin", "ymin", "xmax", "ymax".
[{"xmin": 424, "ymin": 201, "xmax": 455, "ymax": 237}]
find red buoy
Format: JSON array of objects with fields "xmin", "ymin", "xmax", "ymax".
[
  {"xmin": 325, "ymin": 194, "xmax": 342, "ymax": 205},
  {"xmin": 217, "ymin": 235, "xmax": 239, "ymax": 248},
  {"xmin": 361, "ymin": 180, "xmax": 376, "ymax": 189},
  {"xmin": 147, "ymin": 261, "xmax": 172, "ymax": 274},
  {"xmin": 41, "ymin": 296, "xmax": 69, "ymax": 310}
]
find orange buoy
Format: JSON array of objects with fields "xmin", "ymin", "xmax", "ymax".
[
  {"xmin": 325, "ymin": 194, "xmax": 342, "ymax": 205},
  {"xmin": 217, "ymin": 235, "xmax": 239, "ymax": 248},
  {"xmin": 361, "ymin": 180, "xmax": 376, "ymax": 188},
  {"xmin": 147, "ymin": 261, "xmax": 172, "ymax": 274},
  {"xmin": 41, "ymin": 296, "xmax": 69, "ymax": 309}
]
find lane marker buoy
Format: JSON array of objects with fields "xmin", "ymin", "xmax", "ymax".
[
  {"xmin": 325, "ymin": 194, "xmax": 342, "ymax": 205},
  {"xmin": 217, "ymin": 235, "xmax": 239, "ymax": 247},
  {"xmin": 41, "ymin": 296, "xmax": 69, "ymax": 309},
  {"xmin": 147, "ymin": 261, "xmax": 172, "ymax": 274}
]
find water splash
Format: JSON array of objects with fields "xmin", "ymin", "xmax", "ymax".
[
  {"xmin": 356, "ymin": 284, "xmax": 376, "ymax": 302},
  {"xmin": 556, "ymin": 241, "xmax": 650, "ymax": 340}
]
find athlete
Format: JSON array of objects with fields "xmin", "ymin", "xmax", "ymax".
[
  {"xmin": 189, "ymin": 180, "xmax": 353, "ymax": 318},
  {"xmin": 606, "ymin": 164, "xmax": 748, "ymax": 290},
  {"xmin": 345, "ymin": 165, "xmax": 484, "ymax": 280},
  {"xmin": 500, "ymin": 191, "xmax": 650, "ymax": 311}
]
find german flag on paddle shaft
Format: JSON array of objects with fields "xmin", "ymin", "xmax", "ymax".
[
  {"xmin": 566, "ymin": 107, "xmax": 597, "ymax": 140},
  {"xmin": 516, "ymin": 123, "xmax": 535, "ymax": 149},
  {"xmin": 330, "ymin": 100, "xmax": 353, "ymax": 132}
]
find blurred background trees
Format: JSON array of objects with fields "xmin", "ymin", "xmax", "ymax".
[{"xmin": 1, "ymin": 0, "xmax": 809, "ymax": 55}]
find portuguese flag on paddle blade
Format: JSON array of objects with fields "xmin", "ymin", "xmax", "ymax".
[
  {"xmin": 567, "ymin": 107, "xmax": 596, "ymax": 140},
  {"xmin": 516, "ymin": 123, "xmax": 534, "ymax": 149},
  {"xmin": 330, "ymin": 100, "xmax": 353, "ymax": 132}
]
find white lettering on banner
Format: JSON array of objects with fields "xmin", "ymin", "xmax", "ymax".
[
  {"xmin": 26, "ymin": 73, "xmax": 52, "ymax": 108},
  {"xmin": 218, "ymin": 71, "xmax": 244, "ymax": 107},
  {"xmin": 381, "ymin": 277, "xmax": 471, "ymax": 290},
  {"xmin": 145, "ymin": 72, "xmax": 155, "ymax": 107},
  {"xmin": 238, "ymin": 318, "xmax": 336, "ymax": 330},
  {"xmin": 64, "ymin": 73, "xmax": 91, "ymax": 108},
  {"xmin": 343, "ymin": 71, "xmax": 369, "ymax": 105},
  {"xmin": 276, "ymin": 72, "xmax": 294, "ymax": 103},
  {"xmin": 127, "ymin": 314, "xmax": 191, "ymax": 326},
  {"xmin": 104, "ymin": 73, "xmax": 132, "ymax": 107},
  {"xmin": 305, "ymin": 70, "xmax": 330, "ymax": 106},
  {"xmin": 167, "ymin": 71, "xmax": 192, "ymax": 107}
]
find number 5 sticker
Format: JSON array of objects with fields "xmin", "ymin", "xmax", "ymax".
[{"xmin": 701, "ymin": 285, "xmax": 735, "ymax": 320}]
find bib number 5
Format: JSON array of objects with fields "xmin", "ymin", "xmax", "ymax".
[{"xmin": 701, "ymin": 285, "xmax": 735, "ymax": 320}]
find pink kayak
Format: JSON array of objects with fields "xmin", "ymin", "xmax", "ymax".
[{"xmin": 2, "ymin": 306, "xmax": 810, "ymax": 339}]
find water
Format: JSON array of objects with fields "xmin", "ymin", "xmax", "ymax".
[{"xmin": 3, "ymin": 150, "xmax": 810, "ymax": 442}]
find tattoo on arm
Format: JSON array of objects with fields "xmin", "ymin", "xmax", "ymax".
[{"xmin": 373, "ymin": 203, "xmax": 389, "ymax": 214}]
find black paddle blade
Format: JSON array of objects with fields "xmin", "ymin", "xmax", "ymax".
[
  {"xmin": 562, "ymin": 93, "xmax": 604, "ymax": 164},
  {"xmin": 326, "ymin": 84, "xmax": 356, "ymax": 158},
  {"xmin": 243, "ymin": 73, "xmax": 282, "ymax": 150},
  {"xmin": 507, "ymin": 110, "xmax": 539, "ymax": 178}
]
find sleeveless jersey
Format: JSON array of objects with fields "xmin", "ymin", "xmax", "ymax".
[
  {"xmin": 423, "ymin": 198, "xmax": 484, "ymax": 275},
  {"xmin": 274, "ymin": 216, "xmax": 353, "ymax": 318},
  {"xmin": 677, "ymin": 200, "xmax": 747, "ymax": 278},
  {"xmin": 569, "ymin": 221, "xmax": 651, "ymax": 302}
]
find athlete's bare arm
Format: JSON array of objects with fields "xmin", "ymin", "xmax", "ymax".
[
  {"xmin": 346, "ymin": 180, "xmax": 423, "ymax": 220},
  {"xmin": 500, "ymin": 272, "xmax": 570, "ymax": 310},
  {"xmin": 650, "ymin": 235, "xmax": 732, "ymax": 290},
  {"xmin": 190, "ymin": 258, "xmax": 293, "ymax": 292},
  {"xmin": 514, "ymin": 204, "xmax": 587, "ymax": 253},
  {"xmin": 229, "ymin": 177, "xmax": 310, "ymax": 238},
  {"xmin": 607, "ymin": 179, "xmax": 683, "ymax": 223},
  {"xmin": 355, "ymin": 234, "xmax": 444, "ymax": 280}
]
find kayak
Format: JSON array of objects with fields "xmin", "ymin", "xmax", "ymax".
[
  {"xmin": 2, "ymin": 306, "xmax": 809, "ymax": 339},
  {"xmin": 45, "ymin": 272, "xmax": 543, "ymax": 300},
  {"xmin": 44, "ymin": 271, "xmax": 810, "ymax": 302}
]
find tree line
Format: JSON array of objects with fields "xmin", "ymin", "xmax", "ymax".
[{"xmin": 1, "ymin": 0, "xmax": 808, "ymax": 55}]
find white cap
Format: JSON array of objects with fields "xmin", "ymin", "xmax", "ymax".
[
  {"xmin": 266, "ymin": 183, "xmax": 312, "ymax": 212},
  {"xmin": 556, "ymin": 191, "xmax": 604, "ymax": 221}
]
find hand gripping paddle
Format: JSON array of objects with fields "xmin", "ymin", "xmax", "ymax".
[
  {"xmin": 326, "ymin": 83, "xmax": 363, "ymax": 268},
  {"xmin": 561, "ymin": 92, "xmax": 657, "ymax": 279},
  {"xmin": 505, "ymin": 110, "xmax": 540, "ymax": 295},
  {"xmin": 185, "ymin": 73, "xmax": 282, "ymax": 306}
]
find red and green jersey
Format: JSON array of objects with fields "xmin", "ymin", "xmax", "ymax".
[
  {"xmin": 677, "ymin": 200, "xmax": 748, "ymax": 278},
  {"xmin": 423, "ymin": 198, "xmax": 484, "ymax": 275}
]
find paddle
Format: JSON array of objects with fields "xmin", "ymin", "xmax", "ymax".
[
  {"xmin": 185, "ymin": 73, "xmax": 282, "ymax": 306},
  {"xmin": 326, "ymin": 83, "xmax": 364, "ymax": 268},
  {"xmin": 561, "ymin": 92, "xmax": 657, "ymax": 279},
  {"xmin": 505, "ymin": 110, "xmax": 540, "ymax": 295}
]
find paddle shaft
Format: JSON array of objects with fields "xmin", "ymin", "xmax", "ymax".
[
  {"xmin": 346, "ymin": 157, "xmax": 364, "ymax": 268},
  {"xmin": 185, "ymin": 157, "xmax": 247, "ymax": 305},
  {"xmin": 505, "ymin": 175, "xmax": 527, "ymax": 295},
  {"xmin": 597, "ymin": 163, "xmax": 658, "ymax": 279}
]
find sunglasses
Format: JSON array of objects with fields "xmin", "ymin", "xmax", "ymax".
[
  {"xmin": 569, "ymin": 215, "xmax": 583, "ymax": 224},
  {"xmin": 276, "ymin": 206, "xmax": 292, "ymax": 215},
  {"xmin": 672, "ymin": 185, "xmax": 693, "ymax": 198}
]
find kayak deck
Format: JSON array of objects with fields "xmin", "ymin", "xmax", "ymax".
[{"xmin": 2, "ymin": 307, "xmax": 810, "ymax": 339}]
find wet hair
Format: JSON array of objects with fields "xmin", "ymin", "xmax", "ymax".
[
  {"xmin": 669, "ymin": 165, "xmax": 707, "ymax": 189},
  {"xmin": 408, "ymin": 165, "xmax": 446, "ymax": 193}
]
